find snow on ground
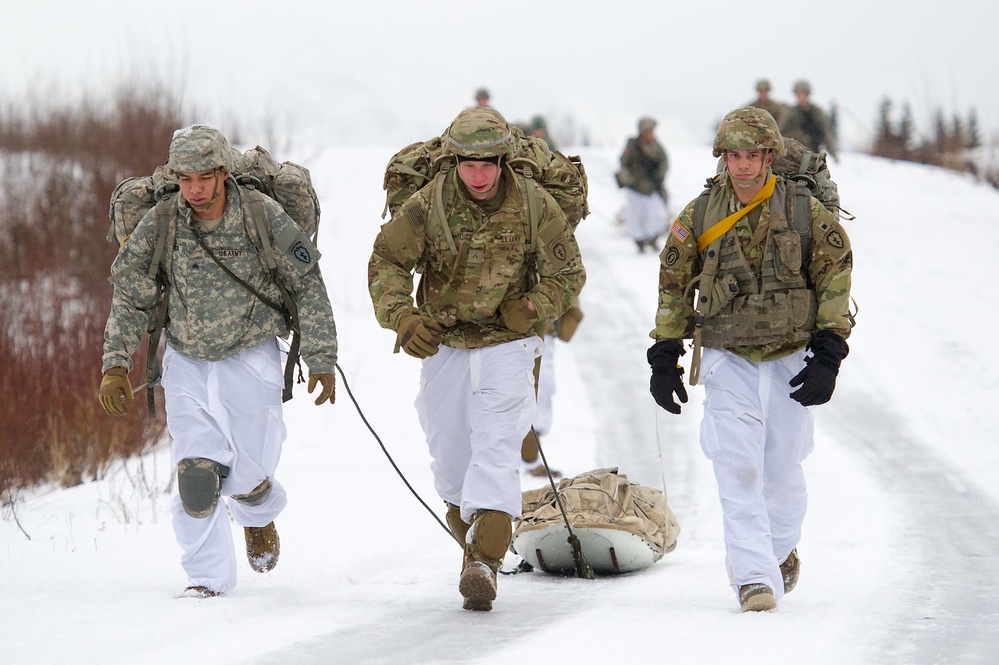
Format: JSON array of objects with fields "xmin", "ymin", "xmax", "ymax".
[{"xmin": 3, "ymin": 143, "xmax": 999, "ymax": 664}]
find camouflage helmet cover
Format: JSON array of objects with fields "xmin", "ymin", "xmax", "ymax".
[
  {"xmin": 712, "ymin": 107, "xmax": 786, "ymax": 158},
  {"xmin": 444, "ymin": 107, "xmax": 515, "ymax": 160},
  {"xmin": 168, "ymin": 124, "xmax": 234, "ymax": 173},
  {"xmin": 756, "ymin": 79, "xmax": 772, "ymax": 92},
  {"xmin": 792, "ymin": 79, "xmax": 811, "ymax": 95}
]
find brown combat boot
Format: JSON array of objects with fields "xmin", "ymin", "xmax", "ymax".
[
  {"xmin": 739, "ymin": 583, "xmax": 776, "ymax": 612},
  {"xmin": 780, "ymin": 549, "xmax": 800, "ymax": 594},
  {"xmin": 445, "ymin": 502, "xmax": 470, "ymax": 549},
  {"xmin": 459, "ymin": 510, "xmax": 512, "ymax": 611},
  {"xmin": 244, "ymin": 521, "xmax": 280, "ymax": 573}
]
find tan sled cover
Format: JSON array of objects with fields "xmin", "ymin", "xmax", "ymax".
[{"xmin": 515, "ymin": 467, "xmax": 680, "ymax": 557}]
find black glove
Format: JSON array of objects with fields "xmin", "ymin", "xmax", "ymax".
[
  {"xmin": 648, "ymin": 340, "xmax": 688, "ymax": 415},
  {"xmin": 789, "ymin": 330, "xmax": 849, "ymax": 406}
]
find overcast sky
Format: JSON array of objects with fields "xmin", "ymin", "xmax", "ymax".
[{"xmin": 4, "ymin": 1, "xmax": 996, "ymax": 151}]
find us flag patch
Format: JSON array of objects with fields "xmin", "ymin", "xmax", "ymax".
[{"xmin": 670, "ymin": 221, "xmax": 689, "ymax": 242}]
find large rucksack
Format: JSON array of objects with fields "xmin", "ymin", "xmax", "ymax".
[
  {"xmin": 106, "ymin": 146, "xmax": 320, "ymax": 416},
  {"xmin": 108, "ymin": 145, "xmax": 320, "ymax": 247},
  {"xmin": 512, "ymin": 467, "xmax": 680, "ymax": 574},
  {"xmin": 381, "ymin": 126, "xmax": 589, "ymax": 236}
]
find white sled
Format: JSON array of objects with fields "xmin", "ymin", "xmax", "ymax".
[
  {"xmin": 511, "ymin": 467, "xmax": 680, "ymax": 575},
  {"xmin": 512, "ymin": 523, "xmax": 669, "ymax": 575}
]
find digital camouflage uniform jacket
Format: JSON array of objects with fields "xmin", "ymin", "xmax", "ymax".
[
  {"xmin": 652, "ymin": 175, "xmax": 852, "ymax": 362},
  {"xmin": 103, "ymin": 180, "xmax": 338, "ymax": 373},
  {"xmin": 368, "ymin": 167, "xmax": 585, "ymax": 349}
]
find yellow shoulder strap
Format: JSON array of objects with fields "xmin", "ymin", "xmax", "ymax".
[{"xmin": 696, "ymin": 174, "xmax": 775, "ymax": 251}]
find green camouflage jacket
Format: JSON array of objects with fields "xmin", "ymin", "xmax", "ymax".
[
  {"xmin": 103, "ymin": 180, "xmax": 338, "ymax": 373},
  {"xmin": 780, "ymin": 103, "xmax": 838, "ymax": 159},
  {"xmin": 651, "ymin": 175, "xmax": 852, "ymax": 362},
  {"xmin": 620, "ymin": 137, "xmax": 669, "ymax": 196},
  {"xmin": 368, "ymin": 166, "xmax": 585, "ymax": 349}
]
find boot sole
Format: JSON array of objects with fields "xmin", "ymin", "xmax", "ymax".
[
  {"xmin": 741, "ymin": 592, "xmax": 777, "ymax": 612},
  {"xmin": 459, "ymin": 564, "xmax": 496, "ymax": 611}
]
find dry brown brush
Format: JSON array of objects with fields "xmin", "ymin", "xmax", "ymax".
[{"xmin": 0, "ymin": 84, "xmax": 188, "ymax": 494}]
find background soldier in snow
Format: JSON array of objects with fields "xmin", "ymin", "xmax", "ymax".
[
  {"xmin": 617, "ymin": 116, "xmax": 669, "ymax": 252},
  {"xmin": 368, "ymin": 107, "xmax": 585, "ymax": 611},
  {"xmin": 98, "ymin": 125, "xmax": 338, "ymax": 598},
  {"xmin": 648, "ymin": 108, "xmax": 853, "ymax": 612},
  {"xmin": 745, "ymin": 79, "xmax": 789, "ymax": 126},
  {"xmin": 780, "ymin": 80, "xmax": 839, "ymax": 160}
]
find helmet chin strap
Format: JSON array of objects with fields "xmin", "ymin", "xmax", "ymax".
[
  {"xmin": 191, "ymin": 168, "xmax": 225, "ymax": 212},
  {"xmin": 730, "ymin": 150, "xmax": 773, "ymax": 190}
]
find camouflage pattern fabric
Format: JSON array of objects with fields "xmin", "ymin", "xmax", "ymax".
[
  {"xmin": 619, "ymin": 137, "xmax": 668, "ymax": 196},
  {"xmin": 103, "ymin": 179, "xmax": 337, "ymax": 372},
  {"xmin": 652, "ymin": 175, "xmax": 852, "ymax": 362},
  {"xmin": 780, "ymin": 103, "xmax": 838, "ymax": 159},
  {"xmin": 368, "ymin": 167, "xmax": 585, "ymax": 350},
  {"xmin": 168, "ymin": 125, "xmax": 235, "ymax": 173},
  {"xmin": 744, "ymin": 97, "xmax": 790, "ymax": 127},
  {"xmin": 443, "ymin": 107, "xmax": 515, "ymax": 160},
  {"xmin": 713, "ymin": 107, "xmax": 786, "ymax": 158}
]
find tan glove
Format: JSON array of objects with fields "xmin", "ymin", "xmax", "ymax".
[
  {"xmin": 99, "ymin": 366, "xmax": 134, "ymax": 416},
  {"xmin": 308, "ymin": 373, "xmax": 336, "ymax": 405},
  {"xmin": 497, "ymin": 297, "xmax": 538, "ymax": 334},
  {"xmin": 396, "ymin": 311, "xmax": 444, "ymax": 359}
]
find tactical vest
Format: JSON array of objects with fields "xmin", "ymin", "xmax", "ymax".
[{"xmin": 690, "ymin": 179, "xmax": 817, "ymax": 348}]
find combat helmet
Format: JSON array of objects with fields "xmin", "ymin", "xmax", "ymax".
[
  {"xmin": 712, "ymin": 107, "xmax": 786, "ymax": 158},
  {"xmin": 168, "ymin": 125, "xmax": 235, "ymax": 173},
  {"xmin": 792, "ymin": 79, "xmax": 811, "ymax": 95},
  {"xmin": 443, "ymin": 107, "xmax": 515, "ymax": 161}
]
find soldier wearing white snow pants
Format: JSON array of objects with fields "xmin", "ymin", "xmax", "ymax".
[
  {"xmin": 417, "ymin": 339, "xmax": 542, "ymax": 522},
  {"xmin": 648, "ymin": 108, "xmax": 853, "ymax": 612},
  {"xmin": 98, "ymin": 126, "xmax": 338, "ymax": 598},
  {"xmin": 369, "ymin": 107, "xmax": 584, "ymax": 611},
  {"xmin": 164, "ymin": 342, "xmax": 289, "ymax": 593}
]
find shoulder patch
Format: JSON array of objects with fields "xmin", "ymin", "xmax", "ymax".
[{"xmin": 404, "ymin": 202, "xmax": 425, "ymax": 230}]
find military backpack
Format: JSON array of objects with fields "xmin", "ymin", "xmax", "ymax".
[{"xmin": 381, "ymin": 125, "xmax": 589, "ymax": 234}]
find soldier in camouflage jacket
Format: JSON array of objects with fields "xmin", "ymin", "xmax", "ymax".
[
  {"xmin": 618, "ymin": 116, "xmax": 670, "ymax": 252},
  {"xmin": 648, "ymin": 108, "xmax": 853, "ymax": 613},
  {"xmin": 368, "ymin": 107, "xmax": 584, "ymax": 612},
  {"xmin": 99, "ymin": 126, "xmax": 338, "ymax": 598}
]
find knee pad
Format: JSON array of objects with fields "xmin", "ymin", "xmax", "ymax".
[
  {"xmin": 232, "ymin": 479, "xmax": 273, "ymax": 507},
  {"xmin": 465, "ymin": 510, "xmax": 513, "ymax": 570},
  {"xmin": 177, "ymin": 458, "xmax": 229, "ymax": 518}
]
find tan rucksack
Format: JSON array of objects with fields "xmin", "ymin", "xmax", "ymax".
[
  {"xmin": 107, "ymin": 145, "xmax": 320, "ymax": 248},
  {"xmin": 513, "ymin": 467, "xmax": 680, "ymax": 574},
  {"xmin": 381, "ymin": 126, "xmax": 589, "ymax": 229}
]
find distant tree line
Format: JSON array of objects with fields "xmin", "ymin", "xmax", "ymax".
[{"xmin": 870, "ymin": 97, "xmax": 996, "ymax": 187}]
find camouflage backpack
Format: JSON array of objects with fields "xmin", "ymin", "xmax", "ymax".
[
  {"xmin": 106, "ymin": 144, "xmax": 321, "ymax": 414},
  {"xmin": 381, "ymin": 125, "xmax": 589, "ymax": 231},
  {"xmin": 107, "ymin": 145, "xmax": 320, "ymax": 248}
]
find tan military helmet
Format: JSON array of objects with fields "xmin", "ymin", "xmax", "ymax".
[
  {"xmin": 443, "ymin": 107, "xmax": 515, "ymax": 161},
  {"xmin": 756, "ymin": 79, "xmax": 772, "ymax": 93},
  {"xmin": 168, "ymin": 125, "xmax": 235, "ymax": 173},
  {"xmin": 712, "ymin": 107, "xmax": 786, "ymax": 158},
  {"xmin": 792, "ymin": 79, "xmax": 811, "ymax": 95}
]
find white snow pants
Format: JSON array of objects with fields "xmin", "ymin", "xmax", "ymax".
[
  {"xmin": 698, "ymin": 347, "xmax": 814, "ymax": 603},
  {"xmin": 624, "ymin": 189, "xmax": 667, "ymax": 242},
  {"xmin": 161, "ymin": 340, "xmax": 288, "ymax": 593},
  {"xmin": 534, "ymin": 334, "xmax": 557, "ymax": 436},
  {"xmin": 415, "ymin": 338, "xmax": 542, "ymax": 523}
]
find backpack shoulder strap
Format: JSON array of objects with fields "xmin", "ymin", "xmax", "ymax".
[
  {"xmin": 518, "ymin": 173, "xmax": 541, "ymax": 255},
  {"xmin": 691, "ymin": 177, "xmax": 716, "ymax": 239},
  {"xmin": 428, "ymin": 164, "xmax": 459, "ymax": 256},
  {"xmin": 240, "ymin": 187, "xmax": 279, "ymax": 272}
]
